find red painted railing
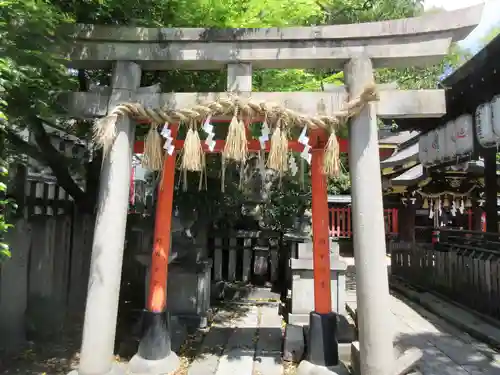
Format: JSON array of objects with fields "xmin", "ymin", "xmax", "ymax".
[{"xmin": 329, "ymin": 207, "xmax": 399, "ymax": 238}]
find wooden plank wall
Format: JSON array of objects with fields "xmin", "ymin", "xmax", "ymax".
[
  {"xmin": 209, "ymin": 232, "xmax": 282, "ymax": 285},
  {"xmin": 0, "ymin": 213, "xmax": 94, "ymax": 351}
]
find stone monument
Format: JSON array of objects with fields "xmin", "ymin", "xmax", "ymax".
[
  {"xmin": 289, "ymin": 240, "xmax": 346, "ymax": 326},
  {"xmin": 239, "ymin": 154, "xmax": 279, "ymax": 283},
  {"xmin": 136, "ymin": 208, "xmax": 212, "ymax": 328}
]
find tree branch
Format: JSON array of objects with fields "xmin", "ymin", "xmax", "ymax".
[
  {"xmin": 27, "ymin": 116, "xmax": 87, "ymax": 208},
  {"xmin": 5, "ymin": 129, "xmax": 46, "ymax": 162}
]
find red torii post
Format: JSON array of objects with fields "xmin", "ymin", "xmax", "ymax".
[{"xmin": 130, "ymin": 119, "xmax": 335, "ymax": 371}]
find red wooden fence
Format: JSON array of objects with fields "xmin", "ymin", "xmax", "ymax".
[{"xmin": 329, "ymin": 207, "xmax": 398, "ymax": 238}]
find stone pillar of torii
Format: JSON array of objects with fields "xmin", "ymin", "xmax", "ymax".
[{"xmin": 58, "ymin": 5, "xmax": 482, "ymax": 375}]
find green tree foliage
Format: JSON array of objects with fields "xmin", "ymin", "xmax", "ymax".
[
  {"xmin": 0, "ymin": 110, "xmax": 16, "ymax": 262},
  {"xmin": 0, "ymin": 0, "xmax": 76, "ymax": 122},
  {"xmin": 482, "ymin": 26, "xmax": 500, "ymax": 45},
  {"xmin": 376, "ymin": 45, "xmax": 471, "ymax": 90}
]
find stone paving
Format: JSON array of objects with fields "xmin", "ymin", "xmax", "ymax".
[
  {"xmin": 177, "ymin": 303, "xmax": 285, "ymax": 375},
  {"xmin": 346, "ymin": 256, "xmax": 500, "ymax": 375},
  {"xmin": 173, "ymin": 255, "xmax": 500, "ymax": 375}
]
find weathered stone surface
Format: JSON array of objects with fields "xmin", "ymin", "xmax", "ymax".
[
  {"xmin": 390, "ymin": 348, "xmax": 423, "ymax": 375},
  {"xmin": 336, "ymin": 314, "xmax": 356, "ymax": 344},
  {"xmin": 66, "ymin": 6, "xmax": 482, "ymax": 69},
  {"xmin": 297, "ymin": 238, "xmax": 343, "ymax": 260},
  {"xmin": 296, "ymin": 360, "xmax": 350, "ymax": 375},
  {"xmin": 58, "ymin": 89, "xmax": 446, "ymax": 120},
  {"xmin": 338, "ymin": 343, "xmax": 351, "ymax": 364},
  {"xmin": 254, "ymin": 306, "xmax": 283, "ymax": 375},
  {"xmin": 345, "ymin": 256, "xmax": 500, "ymax": 375},
  {"xmin": 345, "ymin": 55, "xmax": 395, "ymax": 374},
  {"xmin": 214, "ymin": 306, "xmax": 259, "ymax": 375},
  {"xmin": 167, "ymin": 260, "xmax": 212, "ymax": 328},
  {"xmin": 350, "ymin": 341, "xmax": 360, "ymax": 375},
  {"xmin": 68, "ymin": 38, "xmax": 455, "ymax": 70},
  {"xmin": 76, "ymin": 61, "xmax": 142, "ymax": 375},
  {"xmin": 187, "ymin": 324, "xmax": 232, "ymax": 375},
  {"xmin": 283, "ymin": 324, "xmax": 305, "ymax": 363},
  {"xmin": 290, "ymin": 257, "xmax": 347, "ymax": 317},
  {"xmin": 227, "ymin": 63, "xmax": 252, "ymax": 93},
  {"xmin": 128, "ymin": 351, "xmax": 180, "ymax": 375}
]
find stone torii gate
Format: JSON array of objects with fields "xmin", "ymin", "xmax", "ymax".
[{"xmin": 58, "ymin": 5, "xmax": 482, "ymax": 375}]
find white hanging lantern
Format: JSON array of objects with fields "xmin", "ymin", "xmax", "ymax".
[
  {"xmin": 445, "ymin": 120, "xmax": 456, "ymax": 160},
  {"xmin": 437, "ymin": 126, "xmax": 447, "ymax": 161},
  {"xmin": 455, "ymin": 114, "xmax": 474, "ymax": 156},
  {"xmin": 418, "ymin": 133, "xmax": 430, "ymax": 166},
  {"xmin": 491, "ymin": 95, "xmax": 500, "ymax": 138},
  {"xmin": 475, "ymin": 102, "xmax": 497, "ymax": 148}
]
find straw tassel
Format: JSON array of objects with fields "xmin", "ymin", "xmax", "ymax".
[
  {"xmin": 443, "ymin": 195, "xmax": 450, "ymax": 207},
  {"xmin": 142, "ymin": 123, "xmax": 164, "ymax": 171},
  {"xmin": 181, "ymin": 122, "xmax": 204, "ymax": 172},
  {"xmin": 92, "ymin": 114, "xmax": 119, "ymax": 156},
  {"xmin": 422, "ymin": 198, "xmax": 429, "ymax": 209},
  {"xmin": 267, "ymin": 120, "xmax": 288, "ymax": 174},
  {"xmin": 223, "ymin": 105, "xmax": 248, "ymax": 162},
  {"xmin": 198, "ymin": 154, "xmax": 208, "ymax": 191},
  {"xmin": 323, "ymin": 129, "xmax": 340, "ymax": 178}
]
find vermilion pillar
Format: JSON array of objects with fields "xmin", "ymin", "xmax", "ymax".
[
  {"xmin": 129, "ymin": 126, "xmax": 180, "ymax": 375},
  {"xmin": 147, "ymin": 142, "xmax": 177, "ymax": 312},
  {"xmin": 310, "ymin": 149, "xmax": 332, "ymax": 313},
  {"xmin": 304, "ymin": 147, "xmax": 339, "ymax": 368}
]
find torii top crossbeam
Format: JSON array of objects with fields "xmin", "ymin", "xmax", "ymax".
[{"xmin": 67, "ymin": 5, "xmax": 481, "ymax": 70}]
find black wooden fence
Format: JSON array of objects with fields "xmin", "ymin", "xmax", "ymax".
[
  {"xmin": 208, "ymin": 230, "xmax": 283, "ymax": 285},
  {"xmin": 391, "ymin": 228, "xmax": 500, "ymax": 321}
]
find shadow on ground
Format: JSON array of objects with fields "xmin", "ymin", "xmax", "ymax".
[
  {"xmin": 394, "ymin": 331, "xmax": 500, "ymax": 374},
  {"xmin": 0, "ymin": 318, "xmax": 83, "ymax": 375},
  {"xmin": 392, "ymin": 292, "xmax": 500, "ymax": 375}
]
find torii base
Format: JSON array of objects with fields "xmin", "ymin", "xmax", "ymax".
[
  {"xmin": 297, "ymin": 360, "xmax": 350, "ymax": 375},
  {"xmin": 68, "ymin": 363, "xmax": 125, "ymax": 375},
  {"xmin": 306, "ymin": 311, "xmax": 339, "ymax": 366},
  {"xmin": 128, "ymin": 310, "xmax": 179, "ymax": 375}
]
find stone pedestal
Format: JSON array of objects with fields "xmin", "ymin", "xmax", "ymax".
[
  {"xmin": 136, "ymin": 252, "xmax": 177, "ymax": 306},
  {"xmin": 283, "ymin": 232, "xmax": 311, "ymax": 300},
  {"xmin": 289, "ymin": 257, "xmax": 347, "ymax": 325},
  {"xmin": 298, "ymin": 240, "xmax": 339, "ymax": 259},
  {"xmin": 136, "ymin": 253, "xmax": 211, "ymax": 328},
  {"xmin": 167, "ymin": 259, "xmax": 212, "ymax": 328}
]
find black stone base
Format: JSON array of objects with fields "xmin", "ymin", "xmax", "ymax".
[
  {"xmin": 137, "ymin": 310, "xmax": 172, "ymax": 360},
  {"xmin": 306, "ymin": 311, "xmax": 339, "ymax": 367}
]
